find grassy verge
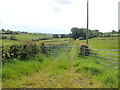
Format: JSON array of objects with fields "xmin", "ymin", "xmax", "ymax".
[
  {"xmin": 2, "ymin": 54, "xmax": 52, "ymax": 82},
  {"xmin": 72, "ymin": 39, "xmax": 118, "ymax": 88},
  {"xmin": 74, "ymin": 56, "xmax": 118, "ymax": 88}
]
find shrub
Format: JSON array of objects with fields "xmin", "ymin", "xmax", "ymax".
[
  {"xmin": 1, "ymin": 36, "xmax": 7, "ymax": 39},
  {"xmin": 2, "ymin": 44, "xmax": 41, "ymax": 63}
]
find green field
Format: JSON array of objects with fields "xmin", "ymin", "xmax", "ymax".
[
  {"xmin": 79, "ymin": 37, "xmax": 118, "ymax": 49},
  {"xmin": 1, "ymin": 32, "xmax": 119, "ymax": 88},
  {"xmin": 79, "ymin": 37, "xmax": 119, "ymax": 67},
  {"xmin": 1, "ymin": 33, "xmax": 51, "ymax": 46}
]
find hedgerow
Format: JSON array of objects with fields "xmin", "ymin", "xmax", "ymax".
[
  {"xmin": 2, "ymin": 44, "xmax": 41, "ymax": 63},
  {"xmin": 2, "ymin": 40, "xmax": 70, "ymax": 63}
]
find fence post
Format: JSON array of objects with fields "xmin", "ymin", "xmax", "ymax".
[
  {"xmin": 81, "ymin": 45, "xmax": 85, "ymax": 56},
  {"xmin": 68, "ymin": 47, "xmax": 70, "ymax": 60}
]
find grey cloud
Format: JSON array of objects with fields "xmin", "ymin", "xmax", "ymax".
[{"xmin": 54, "ymin": 0, "xmax": 72, "ymax": 4}]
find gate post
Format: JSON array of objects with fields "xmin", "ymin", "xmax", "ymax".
[
  {"xmin": 68, "ymin": 47, "xmax": 70, "ymax": 60},
  {"xmin": 81, "ymin": 45, "xmax": 85, "ymax": 56}
]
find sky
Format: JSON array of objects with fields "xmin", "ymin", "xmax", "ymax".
[
  {"xmin": 118, "ymin": 1, "xmax": 120, "ymax": 30},
  {"xmin": 0, "ymin": 0, "xmax": 119, "ymax": 34}
]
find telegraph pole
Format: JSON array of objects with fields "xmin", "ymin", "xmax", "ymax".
[{"xmin": 86, "ymin": 0, "xmax": 89, "ymax": 44}]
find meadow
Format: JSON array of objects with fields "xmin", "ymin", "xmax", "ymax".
[{"xmin": 1, "ymin": 32, "xmax": 119, "ymax": 88}]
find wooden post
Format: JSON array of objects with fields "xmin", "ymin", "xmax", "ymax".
[
  {"xmin": 68, "ymin": 47, "xmax": 70, "ymax": 60},
  {"xmin": 81, "ymin": 45, "xmax": 85, "ymax": 56}
]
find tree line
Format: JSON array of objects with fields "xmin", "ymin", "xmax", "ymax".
[
  {"xmin": 71, "ymin": 27, "xmax": 101, "ymax": 40},
  {"xmin": 70, "ymin": 27, "xmax": 119, "ymax": 40},
  {"xmin": 1, "ymin": 28, "xmax": 119, "ymax": 40}
]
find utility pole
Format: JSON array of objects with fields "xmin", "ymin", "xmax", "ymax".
[{"xmin": 86, "ymin": 0, "xmax": 89, "ymax": 44}]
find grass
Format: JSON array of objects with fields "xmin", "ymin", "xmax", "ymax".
[
  {"xmin": 2, "ymin": 37, "xmax": 119, "ymax": 88},
  {"xmin": 79, "ymin": 37, "xmax": 118, "ymax": 49},
  {"xmin": 2, "ymin": 33, "xmax": 48, "ymax": 41},
  {"xmin": 2, "ymin": 54, "xmax": 52, "ymax": 82},
  {"xmin": 79, "ymin": 37, "xmax": 119, "ymax": 67},
  {"xmin": 89, "ymin": 39, "xmax": 118, "ymax": 50},
  {"xmin": 74, "ymin": 39, "xmax": 118, "ymax": 88},
  {"xmin": 1, "ymin": 33, "xmax": 51, "ymax": 46},
  {"xmin": 78, "ymin": 37, "xmax": 118, "ymax": 87},
  {"xmin": 2, "ymin": 39, "xmax": 22, "ymax": 46},
  {"xmin": 15, "ymin": 33, "xmax": 50, "ymax": 41},
  {"xmin": 2, "ymin": 41, "xmax": 102, "ymax": 88},
  {"xmin": 47, "ymin": 40, "xmax": 118, "ymax": 88},
  {"xmin": 74, "ymin": 56, "xmax": 118, "ymax": 88}
]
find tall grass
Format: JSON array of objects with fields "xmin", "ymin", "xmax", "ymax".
[
  {"xmin": 77, "ymin": 37, "xmax": 118, "ymax": 88},
  {"xmin": 74, "ymin": 56, "xmax": 118, "ymax": 88},
  {"xmin": 2, "ymin": 54, "xmax": 52, "ymax": 81}
]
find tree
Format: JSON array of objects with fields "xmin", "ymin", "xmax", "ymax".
[
  {"xmin": 60, "ymin": 34, "xmax": 65, "ymax": 38},
  {"xmin": 103, "ymin": 33, "xmax": 111, "ymax": 37},
  {"xmin": 111, "ymin": 30, "xmax": 116, "ymax": 34},
  {"xmin": 71, "ymin": 27, "xmax": 100, "ymax": 39},
  {"xmin": 71, "ymin": 27, "xmax": 86, "ymax": 40},
  {"xmin": 1, "ymin": 28, "xmax": 5, "ymax": 32},
  {"xmin": 53, "ymin": 34, "xmax": 59, "ymax": 38},
  {"xmin": 6, "ymin": 29, "xmax": 13, "ymax": 34},
  {"xmin": 65, "ymin": 34, "xmax": 71, "ymax": 38},
  {"xmin": 118, "ymin": 30, "xmax": 120, "ymax": 33},
  {"xmin": 99, "ymin": 32, "xmax": 103, "ymax": 37},
  {"xmin": 90, "ymin": 30, "xmax": 99, "ymax": 37},
  {"xmin": 1, "ymin": 35, "xmax": 7, "ymax": 39}
]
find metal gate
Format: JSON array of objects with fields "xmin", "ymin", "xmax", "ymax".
[
  {"xmin": 45, "ymin": 46, "xmax": 80, "ymax": 60},
  {"xmin": 44, "ymin": 45, "xmax": 119, "ymax": 68}
]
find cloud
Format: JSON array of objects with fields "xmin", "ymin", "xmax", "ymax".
[
  {"xmin": 49, "ymin": 6, "xmax": 61, "ymax": 12},
  {"xmin": 53, "ymin": 0, "xmax": 72, "ymax": 4},
  {"xmin": 53, "ymin": 7, "xmax": 61, "ymax": 12},
  {"xmin": 119, "ymin": 1, "xmax": 120, "ymax": 30}
]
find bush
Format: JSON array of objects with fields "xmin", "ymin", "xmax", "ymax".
[
  {"xmin": 78, "ymin": 37, "xmax": 85, "ymax": 40},
  {"xmin": 1, "ymin": 36, "xmax": 7, "ymax": 39},
  {"xmin": 2, "ymin": 44, "xmax": 41, "ymax": 63}
]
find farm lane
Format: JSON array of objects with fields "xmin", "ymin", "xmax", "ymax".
[{"xmin": 3, "ymin": 41, "xmax": 102, "ymax": 88}]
